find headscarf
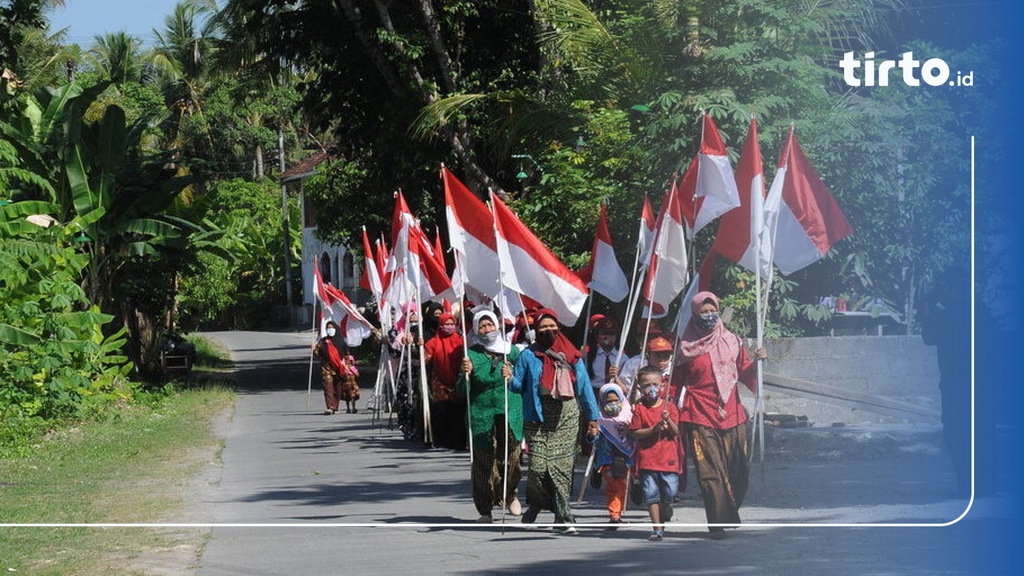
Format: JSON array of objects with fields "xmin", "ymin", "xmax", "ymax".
[
  {"xmin": 679, "ymin": 291, "xmax": 741, "ymax": 404},
  {"xmin": 472, "ymin": 310, "xmax": 511, "ymax": 355},
  {"xmin": 530, "ymin": 309, "xmax": 582, "ymax": 391},
  {"xmin": 597, "ymin": 383, "xmax": 635, "ymax": 456},
  {"xmin": 426, "ymin": 312, "xmax": 464, "ymax": 384},
  {"xmin": 321, "ymin": 321, "xmax": 345, "ymax": 373}
]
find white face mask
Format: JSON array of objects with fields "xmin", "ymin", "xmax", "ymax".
[{"xmin": 326, "ymin": 327, "xmax": 337, "ymax": 337}]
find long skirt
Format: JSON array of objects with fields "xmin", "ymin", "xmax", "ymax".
[
  {"xmin": 685, "ymin": 422, "xmax": 750, "ymax": 533},
  {"xmin": 523, "ymin": 396, "xmax": 580, "ymax": 523},
  {"xmin": 471, "ymin": 416, "xmax": 522, "ymax": 517},
  {"xmin": 320, "ymin": 365, "xmax": 342, "ymax": 412}
]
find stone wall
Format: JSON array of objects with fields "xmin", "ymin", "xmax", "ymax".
[{"xmin": 748, "ymin": 336, "xmax": 943, "ymax": 426}]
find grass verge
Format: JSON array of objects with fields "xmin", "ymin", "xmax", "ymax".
[{"xmin": 0, "ymin": 381, "xmax": 235, "ymax": 575}]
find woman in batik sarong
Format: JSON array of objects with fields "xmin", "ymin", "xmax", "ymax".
[
  {"xmin": 510, "ymin": 309, "xmax": 599, "ymax": 534},
  {"xmin": 313, "ymin": 321, "xmax": 349, "ymax": 415},
  {"xmin": 457, "ymin": 310, "xmax": 524, "ymax": 523},
  {"xmin": 674, "ymin": 291, "xmax": 766, "ymax": 540}
]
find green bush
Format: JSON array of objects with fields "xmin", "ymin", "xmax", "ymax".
[{"xmin": 1, "ymin": 205, "xmax": 135, "ymax": 450}]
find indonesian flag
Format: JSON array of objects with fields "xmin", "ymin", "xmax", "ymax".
[
  {"xmin": 638, "ymin": 194, "xmax": 658, "ymax": 270},
  {"xmin": 385, "ymin": 191, "xmax": 451, "ymax": 302},
  {"xmin": 642, "ymin": 179, "xmax": 689, "ymax": 318},
  {"xmin": 577, "ymin": 202, "xmax": 629, "ymax": 302},
  {"xmin": 383, "ymin": 192, "xmax": 418, "ymax": 310},
  {"xmin": 764, "ymin": 126, "xmax": 853, "ymax": 275},
  {"xmin": 710, "ymin": 116, "xmax": 772, "ymax": 279},
  {"xmin": 443, "ymin": 166, "xmax": 503, "ymax": 299},
  {"xmin": 490, "ymin": 192, "xmax": 589, "ymax": 326},
  {"xmin": 677, "ymin": 112, "xmax": 741, "ymax": 237},
  {"xmin": 359, "ymin": 226, "xmax": 385, "ymax": 298},
  {"xmin": 314, "ymin": 264, "xmax": 374, "ymax": 346},
  {"xmin": 376, "ymin": 236, "xmax": 391, "ymax": 293},
  {"xmin": 409, "ymin": 221, "xmax": 452, "ymax": 300}
]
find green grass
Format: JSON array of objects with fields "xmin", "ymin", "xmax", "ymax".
[
  {"xmin": 0, "ymin": 382, "xmax": 236, "ymax": 575},
  {"xmin": 187, "ymin": 333, "xmax": 233, "ymax": 371}
]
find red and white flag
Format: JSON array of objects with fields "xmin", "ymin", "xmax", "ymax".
[
  {"xmin": 443, "ymin": 166, "xmax": 503, "ymax": 299},
  {"xmin": 409, "ymin": 222, "xmax": 452, "ymax": 300},
  {"xmin": 314, "ymin": 264, "xmax": 374, "ymax": 346},
  {"xmin": 642, "ymin": 179, "xmax": 689, "ymax": 318},
  {"xmin": 764, "ymin": 126, "xmax": 853, "ymax": 275},
  {"xmin": 577, "ymin": 203, "xmax": 629, "ymax": 302},
  {"xmin": 638, "ymin": 194, "xmax": 658, "ymax": 269},
  {"xmin": 677, "ymin": 112, "xmax": 741, "ymax": 237},
  {"xmin": 359, "ymin": 226, "xmax": 385, "ymax": 298},
  {"xmin": 376, "ymin": 236, "xmax": 391, "ymax": 293},
  {"xmin": 385, "ymin": 191, "xmax": 451, "ymax": 303},
  {"xmin": 491, "ymin": 192, "xmax": 589, "ymax": 325},
  {"xmin": 710, "ymin": 116, "xmax": 772, "ymax": 279}
]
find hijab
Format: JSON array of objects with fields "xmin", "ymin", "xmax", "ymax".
[
  {"xmin": 472, "ymin": 310, "xmax": 511, "ymax": 355},
  {"xmin": 321, "ymin": 321, "xmax": 345, "ymax": 373},
  {"xmin": 679, "ymin": 291, "xmax": 742, "ymax": 404},
  {"xmin": 597, "ymin": 383, "xmax": 634, "ymax": 455}
]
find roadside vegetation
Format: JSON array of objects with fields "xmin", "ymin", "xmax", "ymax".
[{"xmin": 0, "ymin": 336, "xmax": 235, "ymax": 575}]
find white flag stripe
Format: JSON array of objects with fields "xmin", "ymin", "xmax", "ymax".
[
  {"xmin": 692, "ymin": 153, "xmax": 741, "ymax": 234},
  {"xmin": 588, "ymin": 238, "xmax": 629, "ymax": 302}
]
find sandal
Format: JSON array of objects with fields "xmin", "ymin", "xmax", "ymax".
[{"xmin": 648, "ymin": 530, "xmax": 664, "ymax": 542}]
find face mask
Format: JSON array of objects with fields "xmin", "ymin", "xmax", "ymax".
[
  {"xmin": 602, "ymin": 401, "xmax": 622, "ymax": 417},
  {"xmin": 440, "ymin": 325, "xmax": 457, "ymax": 336},
  {"xmin": 480, "ymin": 331, "xmax": 500, "ymax": 344},
  {"xmin": 326, "ymin": 328, "xmax": 337, "ymax": 337},
  {"xmin": 696, "ymin": 313, "xmax": 719, "ymax": 331},
  {"xmin": 535, "ymin": 330, "xmax": 557, "ymax": 347},
  {"xmin": 642, "ymin": 386, "xmax": 660, "ymax": 403}
]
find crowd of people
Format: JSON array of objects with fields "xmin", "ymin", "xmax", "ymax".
[{"xmin": 318, "ymin": 291, "xmax": 768, "ymax": 541}]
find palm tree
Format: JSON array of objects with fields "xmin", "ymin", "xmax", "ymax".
[
  {"xmin": 149, "ymin": 0, "xmax": 220, "ymax": 153},
  {"xmin": 88, "ymin": 31, "xmax": 143, "ymax": 85}
]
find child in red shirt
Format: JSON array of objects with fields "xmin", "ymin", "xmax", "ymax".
[{"xmin": 629, "ymin": 365, "xmax": 681, "ymax": 541}]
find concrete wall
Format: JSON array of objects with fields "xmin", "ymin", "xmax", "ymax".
[{"xmin": 751, "ymin": 336, "xmax": 942, "ymax": 426}]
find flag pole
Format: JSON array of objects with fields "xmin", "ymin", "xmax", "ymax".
[
  {"xmin": 489, "ymin": 190, "xmax": 512, "ymax": 528},
  {"xmin": 307, "ymin": 295, "xmax": 318, "ymax": 407},
  {"xmin": 455, "ymin": 248, "xmax": 474, "ymax": 463},
  {"xmin": 614, "ymin": 206, "xmax": 648, "ymax": 369},
  {"xmin": 579, "ymin": 291, "xmax": 594, "ymax": 351}
]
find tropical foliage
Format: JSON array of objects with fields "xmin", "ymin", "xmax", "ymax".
[{"xmin": 0, "ymin": 0, "xmax": 1010, "ymax": 447}]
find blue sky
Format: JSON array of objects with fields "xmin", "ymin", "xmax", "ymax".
[{"xmin": 47, "ymin": 0, "xmax": 186, "ymax": 47}]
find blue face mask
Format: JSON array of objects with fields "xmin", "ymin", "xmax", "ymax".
[
  {"xmin": 696, "ymin": 313, "xmax": 719, "ymax": 331},
  {"xmin": 643, "ymin": 386, "xmax": 660, "ymax": 403},
  {"xmin": 602, "ymin": 401, "xmax": 622, "ymax": 417}
]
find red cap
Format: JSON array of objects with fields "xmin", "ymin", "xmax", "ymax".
[{"xmin": 647, "ymin": 336, "xmax": 673, "ymax": 352}]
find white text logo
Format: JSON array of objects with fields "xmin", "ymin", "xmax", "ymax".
[{"xmin": 840, "ymin": 51, "xmax": 973, "ymax": 87}]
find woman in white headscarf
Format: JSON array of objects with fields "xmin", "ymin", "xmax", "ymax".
[{"xmin": 456, "ymin": 310, "xmax": 524, "ymax": 523}]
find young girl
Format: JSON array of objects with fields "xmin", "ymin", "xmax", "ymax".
[
  {"xmin": 590, "ymin": 383, "xmax": 635, "ymax": 527},
  {"xmin": 629, "ymin": 365, "xmax": 682, "ymax": 542}
]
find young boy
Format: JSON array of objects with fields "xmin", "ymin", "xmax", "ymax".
[{"xmin": 629, "ymin": 365, "xmax": 682, "ymax": 541}]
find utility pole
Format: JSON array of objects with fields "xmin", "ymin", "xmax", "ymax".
[{"xmin": 279, "ymin": 126, "xmax": 293, "ymax": 307}]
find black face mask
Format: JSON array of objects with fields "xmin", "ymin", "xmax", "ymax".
[{"xmin": 535, "ymin": 330, "xmax": 558, "ymax": 347}]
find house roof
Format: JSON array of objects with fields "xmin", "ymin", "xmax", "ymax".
[{"xmin": 279, "ymin": 149, "xmax": 334, "ymax": 184}]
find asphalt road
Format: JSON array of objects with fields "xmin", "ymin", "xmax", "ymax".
[{"xmin": 194, "ymin": 331, "xmax": 1018, "ymax": 576}]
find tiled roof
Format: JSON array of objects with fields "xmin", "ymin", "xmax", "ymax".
[{"xmin": 279, "ymin": 149, "xmax": 334, "ymax": 183}]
